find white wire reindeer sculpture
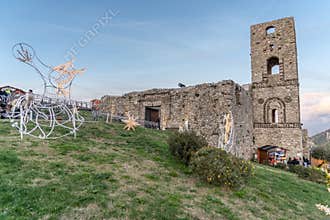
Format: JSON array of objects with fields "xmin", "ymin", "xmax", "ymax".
[{"xmin": 9, "ymin": 43, "xmax": 85, "ymax": 139}]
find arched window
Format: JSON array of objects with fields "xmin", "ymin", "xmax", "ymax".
[
  {"xmin": 267, "ymin": 57, "xmax": 280, "ymax": 75},
  {"xmin": 266, "ymin": 26, "xmax": 276, "ymax": 35},
  {"xmin": 264, "ymin": 98, "xmax": 286, "ymax": 123},
  {"xmin": 271, "ymin": 109, "xmax": 278, "ymax": 123}
]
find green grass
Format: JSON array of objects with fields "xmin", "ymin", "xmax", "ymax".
[{"xmin": 0, "ymin": 120, "xmax": 329, "ymax": 219}]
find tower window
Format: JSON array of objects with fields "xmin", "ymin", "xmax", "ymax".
[
  {"xmin": 271, "ymin": 109, "xmax": 278, "ymax": 123},
  {"xmin": 264, "ymin": 98, "xmax": 285, "ymax": 124},
  {"xmin": 271, "ymin": 65, "xmax": 279, "ymax": 74},
  {"xmin": 266, "ymin": 26, "xmax": 276, "ymax": 35},
  {"xmin": 267, "ymin": 57, "xmax": 280, "ymax": 74}
]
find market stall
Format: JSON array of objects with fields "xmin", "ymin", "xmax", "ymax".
[{"xmin": 258, "ymin": 145, "xmax": 287, "ymax": 165}]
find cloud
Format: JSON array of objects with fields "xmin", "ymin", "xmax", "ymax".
[
  {"xmin": 301, "ymin": 92, "xmax": 330, "ymax": 135},
  {"xmin": 301, "ymin": 92, "xmax": 330, "ymax": 120}
]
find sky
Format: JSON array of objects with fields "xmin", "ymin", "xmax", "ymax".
[{"xmin": 0, "ymin": 0, "xmax": 330, "ymax": 135}]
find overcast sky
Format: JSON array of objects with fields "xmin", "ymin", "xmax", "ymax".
[{"xmin": 0, "ymin": 0, "xmax": 330, "ymax": 135}]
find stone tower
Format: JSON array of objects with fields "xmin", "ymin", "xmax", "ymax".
[{"xmin": 250, "ymin": 17, "xmax": 303, "ymax": 157}]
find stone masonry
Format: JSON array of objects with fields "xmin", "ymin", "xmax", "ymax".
[
  {"xmin": 250, "ymin": 17, "xmax": 303, "ymax": 158},
  {"xmin": 102, "ymin": 80, "xmax": 254, "ymax": 159},
  {"xmin": 101, "ymin": 17, "xmax": 306, "ymax": 159}
]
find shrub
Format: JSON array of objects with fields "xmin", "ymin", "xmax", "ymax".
[
  {"xmin": 168, "ymin": 130, "xmax": 207, "ymax": 165},
  {"xmin": 274, "ymin": 163, "xmax": 287, "ymax": 170},
  {"xmin": 311, "ymin": 146, "xmax": 330, "ymax": 161},
  {"xmin": 288, "ymin": 165, "xmax": 326, "ymax": 184},
  {"xmin": 190, "ymin": 147, "xmax": 254, "ymax": 188}
]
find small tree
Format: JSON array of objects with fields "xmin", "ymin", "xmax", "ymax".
[
  {"xmin": 168, "ymin": 131, "xmax": 207, "ymax": 165},
  {"xmin": 311, "ymin": 146, "xmax": 330, "ymax": 161},
  {"xmin": 190, "ymin": 147, "xmax": 254, "ymax": 188}
]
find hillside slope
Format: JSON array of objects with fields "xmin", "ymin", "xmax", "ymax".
[
  {"xmin": 312, "ymin": 129, "xmax": 330, "ymax": 148},
  {"xmin": 0, "ymin": 121, "xmax": 329, "ymax": 219}
]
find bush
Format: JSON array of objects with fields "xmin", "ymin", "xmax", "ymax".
[
  {"xmin": 288, "ymin": 165, "xmax": 326, "ymax": 184},
  {"xmin": 311, "ymin": 146, "xmax": 330, "ymax": 161},
  {"xmin": 274, "ymin": 163, "xmax": 287, "ymax": 170},
  {"xmin": 168, "ymin": 130, "xmax": 207, "ymax": 165},
  {"xmin": 190, "ymin": 147, "xmax": 254, "ymax": 188}
]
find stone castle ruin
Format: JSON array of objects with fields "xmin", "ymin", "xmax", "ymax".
[{"xmin": 101, "ymin": 17, "xmax": 307, "ymax": 159}]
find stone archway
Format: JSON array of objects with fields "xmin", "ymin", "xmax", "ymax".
[{"xmin": 263, "ymin": 97, "xmax": 286, "ymax": 123}]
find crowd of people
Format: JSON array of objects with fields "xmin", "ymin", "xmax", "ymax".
[
  {"xmin": 0, "ymin": 89, "xmax": 12, "ymax": 118},
  {"xmin": 287, "ymin": 156, "xmax": 310, "ymax": 167},
  {"xmin": 0, "ymin": 88, "xmax": 32, "ymax": 118},
  {"xmin": 268, "ymin": 155, "xmax": 311, "ymax": 167}
]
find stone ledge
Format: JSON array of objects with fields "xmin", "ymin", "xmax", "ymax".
[
  {"xmin": 252, "ymin": 79, "xmax": 298, "ymax": 89},
  {"xmin": 254, "ymin": 123, "xmax": 301, "ymax": 128}
]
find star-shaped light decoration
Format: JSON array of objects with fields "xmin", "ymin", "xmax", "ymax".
[{"xmin": 122, "ymin": 113, "xmax": 140, "ymax": 131}]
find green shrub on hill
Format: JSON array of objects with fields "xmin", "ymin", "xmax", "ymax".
[
  {"xmin": 190, "ymin": 147, "xmax": 254, "ymax": 188},
  {"xmin": 288, "ymin": 165, "xmax": 326, "ymax": 184},
  {"xmin": 274, "ymin": 163, "xmax": 287, "ymax": 170},
  {"xmin": 311, "ymin": 146, "xmax": 330, "ymax": 161},
  {"xmin": 167, "ymin": 130, "xmax": 207, "ymax": 165}
]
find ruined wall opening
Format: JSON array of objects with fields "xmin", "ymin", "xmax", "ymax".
[
  {"xmin": 145, "ymin": 106, "xmax": 161, "ymax": 128},
  {"xmin": 266, "ymin": 26, "xmax": 276, "ymax": 35},
  {"xmin": 267, "ymin": 57, "xmax": 280, "ymax": 75}
]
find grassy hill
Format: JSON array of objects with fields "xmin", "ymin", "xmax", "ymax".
[{"xmin": 0, "ymin": 120, "xmax": 329, "ymax": 219}]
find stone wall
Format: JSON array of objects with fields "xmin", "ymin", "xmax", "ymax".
[
  {"xmin": 250, "ymin": 17, "xmax": 299, "ymax": 83},
  {"xmin": 302, "ymin": 129, "xmax": 311, "ymax": 158},
  {"xmin": 250, "ymin": 17, "xmax": 303, "ymax": 158},
  {"xmin": 101, "ymin": 80, "xmax": 254, "ymax": 159}
]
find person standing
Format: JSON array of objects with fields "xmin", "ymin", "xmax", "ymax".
[{"xmin": 25, "ymin": 89, "xmax": 34, "ymax": 109}]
